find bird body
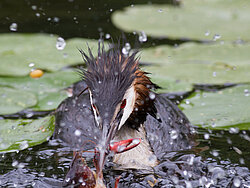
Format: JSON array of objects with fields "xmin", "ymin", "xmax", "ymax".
[{"xmin": 55, "ymin": 43, "xmax": 195, "ymax": 173}]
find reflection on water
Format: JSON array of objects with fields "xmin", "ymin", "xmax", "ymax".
[{"xmin": 0, "ymin": 130, "xmax": 249, "ymax": 187}]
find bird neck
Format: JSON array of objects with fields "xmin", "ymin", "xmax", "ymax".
[{"xmin": 126, "ymin": 69, "xmax": 158, "ymax": 130}]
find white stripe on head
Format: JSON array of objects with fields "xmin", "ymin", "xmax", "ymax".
[
  {"xmin": 89, "ymin": 89, "xmax": 101, "ymax": 127},
  {"xmin": 118, "ymin": 85, "xmax": 136, "ymax": 130}
]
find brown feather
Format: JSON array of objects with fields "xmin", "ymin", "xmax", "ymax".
[{"xmin": 125, "ymin": 69, "xmax": 160, "ymax": 129}]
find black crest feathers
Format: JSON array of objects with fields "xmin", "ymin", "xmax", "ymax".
[{"xmin": 78, "ymin": 43, "xmax": 139, "ymax": 112}]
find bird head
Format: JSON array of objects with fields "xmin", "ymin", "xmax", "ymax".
[{"xmin": 79, "ymin": 43, "xmax": 158, "ymax": 173}]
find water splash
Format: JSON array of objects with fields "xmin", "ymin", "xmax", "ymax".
[
  {"xmin": 213, "ymin": 34, "xmax": 221, "ymax": 41},
  {"xmin": 9, "ymin": 23, "xmax": 18, "ymax": 31},
  {"xmin": 139, "ymin": 31, "xmax": 147, "ymax": 43},
  {"xmin": 122, "ymin": 43, "xmax": 131, "ymax": 55},
  {"xmin": 56, "ymin": 37, "xmax": 66, "ymax": 50}
]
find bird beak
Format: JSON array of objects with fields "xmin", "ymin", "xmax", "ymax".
[{"xmin": 95, "ymin": 114, "xmax": 122, "ymax": 178}]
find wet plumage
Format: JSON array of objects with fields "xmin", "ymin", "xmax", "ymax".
[{"xmin": 54, "ymin": 43, "xmax": 195, "ymax": 171}]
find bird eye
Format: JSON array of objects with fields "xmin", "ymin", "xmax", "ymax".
[
  {"xmin": 92, "ymin": 104, "xmax": 97, "ymax": 110},
  {"xmin": 120, "ymin": 99, "xmax": 126, "ymax": 109}
]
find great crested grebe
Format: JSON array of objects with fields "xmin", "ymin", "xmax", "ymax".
[{"xmin": 55, "ymin": 43, "xmax": 196, "ymax": 184}]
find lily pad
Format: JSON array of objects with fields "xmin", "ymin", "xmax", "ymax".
[
  {"xmin": 0, "ymin": 115, "xmax": 55, "ymax": 153},
  {"xmin": 31, "ymin": 90, "xmax": 69, "ymax": 111},
  {"xmin": 180, "ymin": 85, "xmax": 250, "ymax": 130},
  {"xmin": 149, "ymin": 74, "xmax": 192, "ymax": 93},
  {"xmin": 0, "ymin": 33, "xmax": 104, "ymax": 76},
  {"xmin": 112, "ymin": 0, "xmax": 250, "ymax": 41},
  {"xmin": 141, "ymin": 42, "xmax": 250, "ymax": 92},
  {"xmin": 0, "ymin": 70, "xmax": 80, "ymax": 112},
  {"xmin": 0, "ymin": 87, "xmax": 37, "ymax": 115}
]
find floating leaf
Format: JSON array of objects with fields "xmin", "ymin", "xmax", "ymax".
[
  {"xmin": 0, "ymin": 70, "xmax": 79, "ymax": 112},
  {"xmin": 140, "ymin": 43, "xmax": 250, "ymax": 92},
  {"xmin": 0, "ymin": 33, "xmax": 104, "ymax": 76},
  {"xmin": 180, "ymin": 85, "xmax": 250, "ymax": 130},
  {"xmin": 112, "ymin": 0, "xmax": 250, "ymax": 41},
  {"xmin": 0, "ymin": 116, "xmax": 55, "ymax": 153},
  {"xmin": 31, "ymin": 90, "xmax": 69, "ymax": 111},
  {"xmin": 0, "ymin": 87, "xmax": 37, "ymax": 115}
]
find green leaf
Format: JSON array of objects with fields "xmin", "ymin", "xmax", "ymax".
[
  {"xmin": 112, "ymin": 0, "xmax": 250, "ymax": 41},
  {"xmin": 0, "ymin": 33, "xmax": 103, "ymax": 76},
  {"xmin": 31, "ymin": 90, "xmax": 69, "ymax": 111},
  {"xmin": 0, "ymin": 70, "xmax": 80, "ymax": 112},
  {"xmin": 0, "ymin": 116, "xmax": 55, "ymax": 153},
  {"xmin": 180, "ymin": 85, "xmax": 250, "ymax": 130},
  {"xmin": 0, "ymin": 87, "xmax": 37, "ymax": 115},
  {"xmin": 140, "ymin": 43, "xmax": 250, "ymax": 92}
]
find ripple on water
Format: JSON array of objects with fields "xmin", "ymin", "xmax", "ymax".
[{"xmin": 0, "ymin": 130, "xmax": 249, "ymax": 187}]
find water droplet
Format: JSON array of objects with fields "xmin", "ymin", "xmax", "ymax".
[
  {"xmin": 239, "ymin": 158, "xmax": 245, "ymax": 164},
  {"xmin": 205, "ymin": 30, "xmax": 210, "ymax": 36},
  {"xmin": 244, "ymin": 89, "xmax": 249, "ymax": 97},
  {"xmin": 74, "ymin": 129, "xmax": 81, "ymax": 136},
  {"xmin": 229, "ymin": 127, "xmax": 239, "ymax": 134},
  {"xmin": 9, "ymin": 23, "xmax": 18, "ymax": 31},
  {"xmin": 139, "ymin": 31, "xmax": 147, "ymax": 43},
  {"xmin": 53, "ymin": 17, "xmax": 60, "ymax": 22},
  {"xmin": 25, "ymin": 156, "xmax": 32, "ymax": 162},
  {"xmin": 19, "ymin": 140, "xmax": 29, "ymax": 150},
  {"xmin": 232, "ymin": 146, "xmax": 242, "ymax": 155},
  {"xmin": 213, "ymin": 72, "xmax": 216, "ymax": 77},
  {"xmin": 211, "ymin": 150, "xmax": 219, "ymax": 157},
  {"xmin": 18, "ymin": 163, "xmax": 25, "ymax": 168},
  {"xmin": 35, "ymin": 13, "xmax": 40, "ymax": 17},
  {"xmin": 105, "ymin": 33, "xmax": 111, "ymax": 39},
  {"xmin": 227, "ymin": 138, "xmax": 232, "ymax": 144},
  {"xmin": 188, "ymin": 155, "xmax": 194, "ymax": 165},
  {"xmin": 47, "ymin": 101, "xmax": 53, "ymax": 106},
  {"xmin": 183, "ymin": 170, "xmax": 188, "ymax": 176},
  {"xmin": 211, "ymin": 122, "xmax": 216, "ymax": 128},
  {"xmin": 31, "ymin": 5, "xmax": 37, "ymax": 10},
  {"xmin": 122, "ymin": 42, "xmax": 131, "ymax": 55},
  {"xmin": 56, "ymin": 37, "xmax": 66, "ymax": 50},
  {"xmin": 79, "ymin": 177, "xmax": 84, "ymax": 183},
  {"xmin": 213, "ymin": 34, "xmax": 221, "ymax": 41},
  {"xmin": 185, "ymin": 100, "xmax": 190, "ymax": 105},
  {"xmin": 65, "ymin": 177, "xmax": 71, "ymax": 182},
  {"xmin": 170, "ymin": 130, "xmax": 178, "ymax": 139},
  {"xmin": 39, "ymin": 172, "xmax": 45, "ymax": 177},
  {"xmin": 204, "ymin": 133, "xmax": 210, "ymax": 139},
  {"xmin": 158, "ymin": 9, "xmax": 163, "ymax": 13},
  {"xmin": 233, "ymin": 177, "xmax": 241, "ymax": 187},
  {"xmin": 29, "ymin": 62, "xmax": 35, "ymax": 67},
  {"xmin": 12, "ymin": 160, "xmax": 18, "ymax": 167},
  {"xmin": 26, "ymin": 112, "xmax": 34, "ymax": 118},
  {"xmin": 149, "ymin": 92, "xmax": 156, "ymax": 100},
  {"xmin": 81, "ymin": 182, "xmax": 86, "ymax": 186}
]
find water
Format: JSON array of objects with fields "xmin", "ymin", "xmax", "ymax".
[
  {"xmin": 0, "ymin": 130, "xmax": 249, "ymax": 187},
  {"xmin": 9, "ymin": 23, "xmax": 18, "ymax": 32},
  {"xmin": 56, "ymin": 37, "xmax": 66, "ymax": 50}
]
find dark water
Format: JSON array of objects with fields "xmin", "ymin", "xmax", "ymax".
[{"xmin": 0, "ymin": 0, "xmax": 250, "ymax": 187}]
